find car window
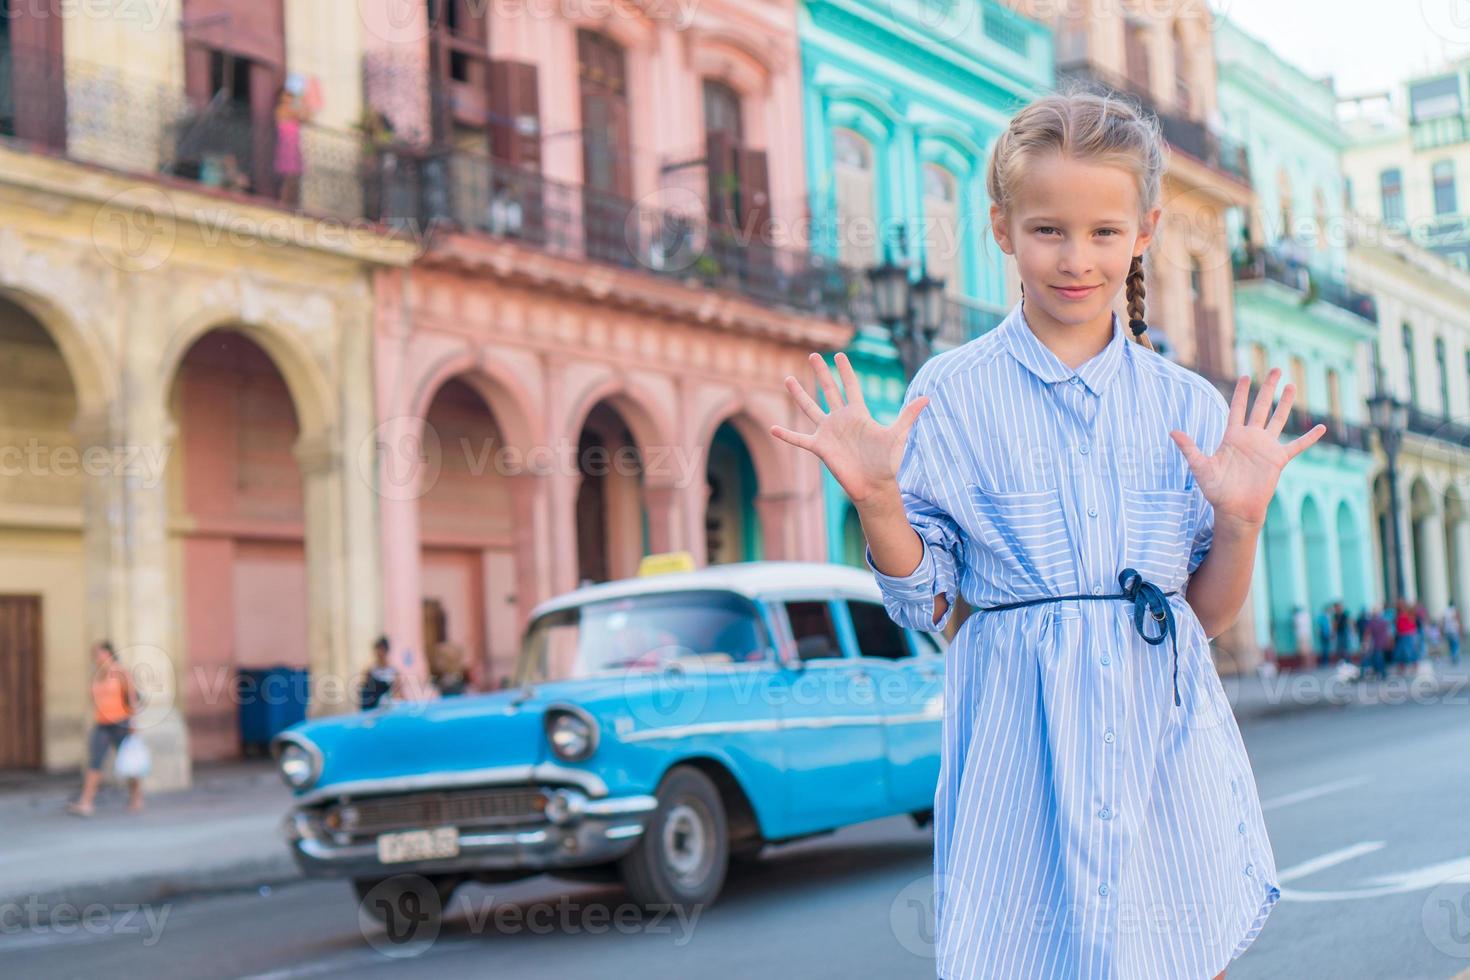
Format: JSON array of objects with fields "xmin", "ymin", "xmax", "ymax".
[
  {"xmin": 516, "ymin": 590, "xmax": 772, "ymax": 682},
  {"xmin": 784, "ymin": 600, "xmax": 843, "ymax": 662},
  {"xmin": 909, "ymin": 630, "xmax": 942, "ymax": 658},
  {"xmin": 847, "ymin": 601, "xmax": 911, "ymax": 661}
]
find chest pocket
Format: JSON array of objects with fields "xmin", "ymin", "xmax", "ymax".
[
  {"xmin": 1121, "ymin": 487, "xmax": 1194, "ymax": 589},
  {"xmin": 966, "ymin": 484, "xmax": 1077, "ymax": 595}
]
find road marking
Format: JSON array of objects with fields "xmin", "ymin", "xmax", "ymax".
[
  {"xmin": 1277, "ymin": 841, "xmax": 1386, "ymax": 883},
  {"xmin": 1280, "ymin": 856, "xmax": 1470, "ymax": 902},
  {"xmin": 1260, "ymin": 775, "xmax": 1371, "ymax": 811}
]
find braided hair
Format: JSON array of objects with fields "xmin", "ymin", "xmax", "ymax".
[{"xmin": 986, "ymin": 85, "xmax": 1167, "ymax": 350}]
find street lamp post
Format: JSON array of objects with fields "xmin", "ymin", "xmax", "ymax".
[
  {"xmin": 1367, "ymin": 376, "xmax": 1410, "ymax": 605},
  {"xmin": 867, "ymin": 228, "xmax": 946, "ymax": 383}
]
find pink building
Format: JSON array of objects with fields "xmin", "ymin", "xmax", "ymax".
[{"xmin": 359, "ymin": 0, "xmax": 853, "ymax": 688}]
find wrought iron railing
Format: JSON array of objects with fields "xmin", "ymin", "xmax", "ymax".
[
  {"xmin": 1204, "ymin": 373, "xmax": 1372, "ymax": 452},
  {"xmin": 939, "ymin": 295, "xmax": 1006, "ymax": 346},
  {"xmin": 1232, "ymin": 245, "xmax": 1378, "ymax": 323},
  {"xmin": 1057, "ymin": 60, "xmax": 1251, "ymax": 186}
]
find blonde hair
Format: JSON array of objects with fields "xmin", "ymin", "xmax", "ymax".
[{"xmin": 986, "ymin": 86, "xmax": 1167, "ymax": 351}]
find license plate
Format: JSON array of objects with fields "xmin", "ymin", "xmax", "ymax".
[{"xmin": 377, "ymin": 827, "xmax": 460, "ymax": 864}]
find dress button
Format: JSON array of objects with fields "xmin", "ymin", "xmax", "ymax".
[
  {"xmin": 1098, "ymin": 807, "xmax": 1113, "ymax": 820},
  {"xmin": 1238, "ymin": 822, "xmax": 1247, "ymax": 835},
  {"xmin": 1098, "ymin": 883, "xmax": 1110, "ymax": 897},
  {"xmin": 1245, "ymin": 863, "xmax": 1255, "ymax": 878},
  {"xmin": 1087, "ymin": 506, "xmax": 1098, "ymax": 518},
  {"xmin": 1079, "ymin": 443, "xmax": 1091, "ymax": 455},
  {"xmin": 1100, "ymin": 655, "xmax": 1111, "ymax": 666},
  {"xmin": 1103, "ymin": 728, "xmax": 1115, "ymax": 743},
  {"xmin": 1070, "ymin": 376, "xmax": 1080, "ymax": 385},
  {"xmin": 1093, "ymin": 585, "xmax": 1104, "ymax": 595}
]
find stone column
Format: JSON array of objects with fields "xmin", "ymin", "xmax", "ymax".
[
  {"xmin": 1452, "ymin": 518, "xmax": 1470, "ymax": 615},
  {"xmin": 373, "ymin": 412, "xmax": 431, "ymax": 696},
  {"xmin": 1417, "ymin": 507, "xmax": 1450, "ymax": 615},
  {"xmin": 296, "ymin": 429, "xmax": 365, "ymax": 711}
]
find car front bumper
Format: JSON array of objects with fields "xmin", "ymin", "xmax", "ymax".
[{"xmin": 282, "ymin": 789, "xmax": 659, "ymax": 879}]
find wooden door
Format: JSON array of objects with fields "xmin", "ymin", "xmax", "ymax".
[{"xmin": 0, "ymin": 595, "xmax": 43, "ymax": 770}]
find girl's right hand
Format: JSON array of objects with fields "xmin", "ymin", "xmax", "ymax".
[{"xmin": 769, "ymin": 351, "xmax": 931, "ymax": 505}]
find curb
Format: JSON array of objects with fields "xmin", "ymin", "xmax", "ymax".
[
  {"xmin": 1224, "ymin": 671, "xmax": 1469, "ymax": 723},
  {"xmin": 2, "ymin": 853, "xmax": 305, "ymax": 913}
]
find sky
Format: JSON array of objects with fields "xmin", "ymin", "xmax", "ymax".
[{"xmin": 1217, "ymin": 0, "xmax": 1469, "ymax": 101}]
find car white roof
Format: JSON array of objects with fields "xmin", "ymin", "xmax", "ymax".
[{"xmin": 529, "ymin": 560, "xmax": 885, "ymax": 619}]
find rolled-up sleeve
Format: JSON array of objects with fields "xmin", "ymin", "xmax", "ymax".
[
  {"xmin": 863, "ymin": 375, "xmax": 963, "ymax": 633},
  {"xmin": 1186, "ymin": 380, "xmax": 1231, "ymax": 575}
]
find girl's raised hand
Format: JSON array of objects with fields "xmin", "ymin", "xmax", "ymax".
[
  {"xmin": 1169, "ymin": 367, "xmax": 1326, "ymax": 527},
  {"xmin": 770, "ymin": 352, "xmax": 930, "ymax": 505}
]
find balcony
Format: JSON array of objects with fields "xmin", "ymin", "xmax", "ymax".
[
  {"xmin": 939, "ymin": 295, "xmax": 1006, "ymax": 347},
  {"xmin": 1204, "ymin": 374, "xmax": 1372, "ymax": 452},
  {"xmin": 1232, "ymin": 245, "xmax": 1378, "ymax": 323},
  {"xmin": 1057, "ymin": 60, "xmax": 1251, "ymax": 186},
  {"xmin": 376, "ymin": 146, "xmax": 857, "ymax": 319},
  {"xmin": 0, "ymin": 45, "xmax": 376, "ymax": 223},
  {"xmin": 1407, "ymin": 405, "xmax": 1470, "ymax": 447}
]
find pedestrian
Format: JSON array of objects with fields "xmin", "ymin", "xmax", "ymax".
[
  {"xmin": 359, "ymin": 635, "xmax": 397, "ymax": 710},
  {"xmin": 1364, "ymin": 607, "xmax": 1391, "ymax": 680},
  {"xmin": 1394, "ymin": 600, "xmax": 1419, "ymax": 675},
  {"xmin": 68, "ymin": 641, "xmax": 144, "ymax": 816},
  {"xmin": 1314, "ymin": 604, "xmax": 1333, "ymax": 665},
  {"xmin": 1332, "ymin": 602, "xmax": 1352, "ymax": 665},
  {"xmin": 1354, "ymin": 607, "xmax": 1370, "ymax": 663},
  {"xmin": 1445, "ymin": 603, "xmax": 1462, "ymax": 664},
  {"xmin": 770, "ymin": 91, "xmax": 1317, "ymax": 979},
  {"xmin": 431, "ymin": 641, "xmax": 469, "ymax": 697},
  {"xmin": 1293, "ymin": 604, "xmax": 1314, "ymax": 668}
]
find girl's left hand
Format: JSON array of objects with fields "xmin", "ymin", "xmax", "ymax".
[{"xmin": 1169, "ymin": 368, "xmax": 1325, "ymax": 528}]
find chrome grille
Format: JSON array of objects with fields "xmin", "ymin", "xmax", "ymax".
[{"xmin": 323, "ymin": 787, "xmax": 548, "ymax": 837}]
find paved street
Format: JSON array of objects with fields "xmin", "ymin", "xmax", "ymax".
[{"xmin": 8, "ymin": 676, "xmax": 1470, "ymax": 980}]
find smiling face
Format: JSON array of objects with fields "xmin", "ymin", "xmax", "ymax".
[{"xmin": 990, "ymin": 152, "xmax": 1159, "ymax": 337}]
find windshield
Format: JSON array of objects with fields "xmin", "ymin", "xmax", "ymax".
[{"xmin": 515, "ymin": 590, "xmax": 773, "ymax": 683}]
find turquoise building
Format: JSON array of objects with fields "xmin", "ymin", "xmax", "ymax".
[
  {"xmin": 1215, "ymin": 19, "xmax": 1380, "ymax": 657},
  {"xmin": 797, "ymin": 0, "xmax": 1052, "ymax": 565}
]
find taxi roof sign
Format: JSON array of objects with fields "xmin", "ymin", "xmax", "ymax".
[{"xmin": 638, "ymin": 551, "xmax": 696, "ymax": 577}]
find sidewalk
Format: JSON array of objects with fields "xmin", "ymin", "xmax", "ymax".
[
  {"xmin": 6, "ymin": 660, "xmax": 1468, "ymax": 913},
  {"xmin": 1223, "ymin": 656, "xmax": 1470, "ymax": 721},
  {"xmin": 0, "ymin": 760, "xmax": 300, "ymax": 912}
]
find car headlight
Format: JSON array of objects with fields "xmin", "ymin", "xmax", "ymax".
[
  {"xmin": 273, "ymin": 736, "xmax": 321, "ymax": 790},
  {"xmin": 544, "ymin": 705, "xmax": 598, "ymax": 762}
]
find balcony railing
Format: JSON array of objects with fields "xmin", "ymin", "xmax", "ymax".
[
  {"xmin": 1057, "ymin": 60, "xmax": 1251, "ymax": 186},
  {"xmin": 0, "ymin": 45, "xmax": 375, "ymax": 222},
  {"xmin": 1232, "ymin": 245, "xmax": 1378, "ymax": 323},
  {"xmin": 377, "ymin": 146, "xmax": 858, "ymax": 319},
  {"xmin": 1407, "ymin": 405, "xmax": 1470, "ymax": 447},
  {"xmin": 1205, "ymin": 374, "xmax": 1372, "ymax": 452},
  {"xmin": 939, "ymin": 295, "xmax": 1006, "ymax": 347}
]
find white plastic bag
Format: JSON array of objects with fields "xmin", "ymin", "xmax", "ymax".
[{"xmin": 114, "ymin": 733, "xmax": 151, "ymax": 779}]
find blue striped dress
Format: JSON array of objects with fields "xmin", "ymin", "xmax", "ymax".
[{"xmin": 866, "ymin": 302, "xmax": 1280, "ymax": 979}]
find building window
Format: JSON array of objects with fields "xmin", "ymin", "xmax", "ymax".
[
  {"xmin": 1381, "ymin": 168, "xmax": 1404, "ymax": 225},
  {"xmin": 1251, "ymin": 342, "xmax": 1269, "ymax": 381},
  {"xmin": 1403, "ymin": 322, "xmax": 1418, "ymax": 403},
  {"xmin": 1290, "ymin": 356, "xmax": 1308, "ymax": 413},
  {"xmin": 1437, "ymin": 335, "xmax": 1450, "ymax": 415},
  {"xmin": 1434, "ymin": 159, "xmax": 1458, "ymax": 216},
  {"xmin": 1410, "ymin": 74, "xmax": 1462, "ymax": 122},
  {"xmin": 1327, "ymin": 368, "xmax": 1342, "ymax": 423},
  {"xmin": 833, "ymin": 128, "xmax": 879, "ymax": 268},
  {"xmin": 921, "ymin": 163, "xmax": 962, "ymax": 295}
]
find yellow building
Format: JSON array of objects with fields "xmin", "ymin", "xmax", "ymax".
[{"xmin": 0, "ymin": 2, "xmax": 414, "ymax": 787}]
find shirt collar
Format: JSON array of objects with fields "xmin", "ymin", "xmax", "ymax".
[{"xmin": 1000, "ymin": 300, "xmax": 1128, "ymax": 397}]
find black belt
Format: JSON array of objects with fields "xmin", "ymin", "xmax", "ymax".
[{"xmin": 977, "ymin": 568, "xmax": 1183, "ymax": 707}]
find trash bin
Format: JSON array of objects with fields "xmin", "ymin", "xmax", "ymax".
[{"xmin": 238, "ymin": 666, "xmax": 310, "ymax": 757}]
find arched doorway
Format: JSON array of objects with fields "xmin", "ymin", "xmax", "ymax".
[
  {"xmin": 575, "ymin": 401, "xmax": 649, "ymax": 585},
  {"xmin": 169, "ymin": 328, "xmax": 309, "ymax": 760},
  {"xmin": 705, "ymin": 421, "xmax": 762, "ymax": 565},
  {"xmin": 0, "ymin": 294, "xmax": 90, "ymax": 771},
  {"xmin": 1262, "ymin": 496, "xmax": 1296, "ymax": 653},
  {"xmin": 1336, "ymin": 500, "xmax": 1368, "ymax": 614},
  {"xmin": 1301, "ymin": 496, "xmax": 1332, "ymax": 618},
  {"xmin": 416, "ymin": 378, "xmax": 519, "ymax": 690},
  {"xmin": 1445, "ymin": 488, "xmax": 1470, "ymax": 615}
]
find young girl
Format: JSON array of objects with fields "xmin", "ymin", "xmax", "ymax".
[{"xmin": 772, "ymin": 92, "xmax": 1323, "ymax": 978}]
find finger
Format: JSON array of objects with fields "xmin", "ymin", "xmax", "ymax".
[
  {"xmin": 1169, "ymin": 430, "xmax": 1208, "ymax": 472},
  {"xmin": 1249, "ymin": 368, "xmax": 1280, "ymax": 428},
  {"xmin": 784, "ymin": 375, "xmax": 826, "ymax": 425},
  {"xmin": 833, "ymin": 352, "xmax": 867, "ymax": 412},
  {"xmin": 892, "ymin": 395, "xmax": 931, "ymax": 441},
  {"xmin": 1267, "ymin": 383, "xmax": 1296, "ymax": 436},
  {"xmin": 809, "ymin": 352, "xmax": 843, "ymax": 409},
  {"xmin": 1283, "ymin": 424, "xmax": 1326, "ymax": 461},
  {"xmin": 1228, "ymin": 375, "xmax": 1249, "ymax": 428},
  {"xmin": 769, "ymin": 424, "xmax": 818, "ymax": 453}
]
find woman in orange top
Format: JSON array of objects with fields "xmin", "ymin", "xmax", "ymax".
[{"xmin": 67, "ymin": 641, "xmax": 143, "ymax": 816}]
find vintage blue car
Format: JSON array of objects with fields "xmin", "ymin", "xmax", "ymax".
[{"xmin": 273, "ymin": 560, "xmax": 946, "ymax": 918}]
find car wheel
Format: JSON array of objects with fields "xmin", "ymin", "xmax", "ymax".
[
  {"xmin": 619, "ymin": 765, "xmax": 728, "ymax": 910},
  {"xmin": 353, "ymin": 873, "xmax": 458, "ymax": 927},
  {"xmin": 910, "ymin": 809, "xmax": 933, "ymax": 830}
]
